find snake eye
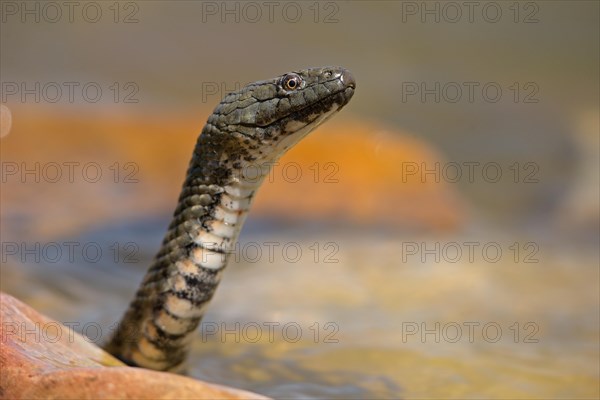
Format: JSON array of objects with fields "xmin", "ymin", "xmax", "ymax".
[{"xmin": 282, "ymin": 74, "xmax": 302, "ymax": 91}]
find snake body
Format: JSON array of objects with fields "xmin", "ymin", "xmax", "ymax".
[{"xmin": 104, "ymin": 67, "xmax": 356, "ymax": 371}]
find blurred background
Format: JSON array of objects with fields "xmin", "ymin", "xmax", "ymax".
[{"xmin": 1, "ymin": 1, "xmax": 598, "ymax": 398}]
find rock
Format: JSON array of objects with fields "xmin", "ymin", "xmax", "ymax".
[
  {"xmin": 0, "ymin": 292, "xmax": 269, "ymax": 399},
  {"xmin": 253, "ymin": 120, "xmax": 465, "ymax": 231},
  {"xmin": 2, "ymin": 108, "xmax": 464, "ymax": 242}
]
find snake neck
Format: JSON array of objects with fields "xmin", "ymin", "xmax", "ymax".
[{"xmin": 104, "ymin": 124, "xmax": 271, "ymax": 371}]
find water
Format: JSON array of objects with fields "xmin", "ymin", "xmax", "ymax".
[{"xmin": 2, "ymin": 218, "xmax": 598, "ymax": 399}]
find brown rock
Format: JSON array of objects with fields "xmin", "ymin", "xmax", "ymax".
[{"xmin": 0, "ymin": 292, "xmax": 269, "ymax": 399}]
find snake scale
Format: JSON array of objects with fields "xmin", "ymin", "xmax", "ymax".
[{"xmin": 104, "ymin": 66, "xmax": 356, "ymax": 372}]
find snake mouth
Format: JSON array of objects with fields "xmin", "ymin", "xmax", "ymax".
[
  {"xmin": 241, "ymin": 83, "xmax": 355, "ymax": 131},
  {"xmin": 284, "ymin": 84, "xmax": 354, "ymax": 127},
  {"xmin": 257, "ymin": 86, "xmax": 354, "ymax": 158}
]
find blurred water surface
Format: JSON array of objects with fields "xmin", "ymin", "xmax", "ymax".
[{"xmin": 2, "ymin": 221, "xmax": 598, "ymax": 398}]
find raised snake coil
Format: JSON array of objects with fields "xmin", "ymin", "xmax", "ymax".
[{"xmin": 104, "ymin": 66, "xmax": 356, "ymax": 371}]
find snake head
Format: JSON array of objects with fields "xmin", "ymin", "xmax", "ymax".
[{"xmin": 209, "ymin": 66, "xmax": 355, "ymax": 161}]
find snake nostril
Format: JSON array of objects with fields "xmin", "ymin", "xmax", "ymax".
[{"xmin": 341, "ymin": 69, "xmax": 356, "ymax": 89}]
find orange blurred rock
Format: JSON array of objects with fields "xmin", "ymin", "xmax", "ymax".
[
  {"xmin": 0, "ymin": 104, "xmax": 12, "ymax": 138},
  {"xmin": 1, "ymin": 106, "xmax": 199, "ymax": 238},
  {"xmin": 253, "ymin": 120, "xmax": 465, "ymax": 230},
  {"xmin": 0, "ymin": 292, "xmax": 269, "ymax": 399},
  {"xmin": 1, "ymin": 106, "xmax": 464, "ymax": 239}
]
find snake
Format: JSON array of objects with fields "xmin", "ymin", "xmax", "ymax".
[{"xmin": 104, "ymin": 66, "xmax": 356, "ymax": 372}]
